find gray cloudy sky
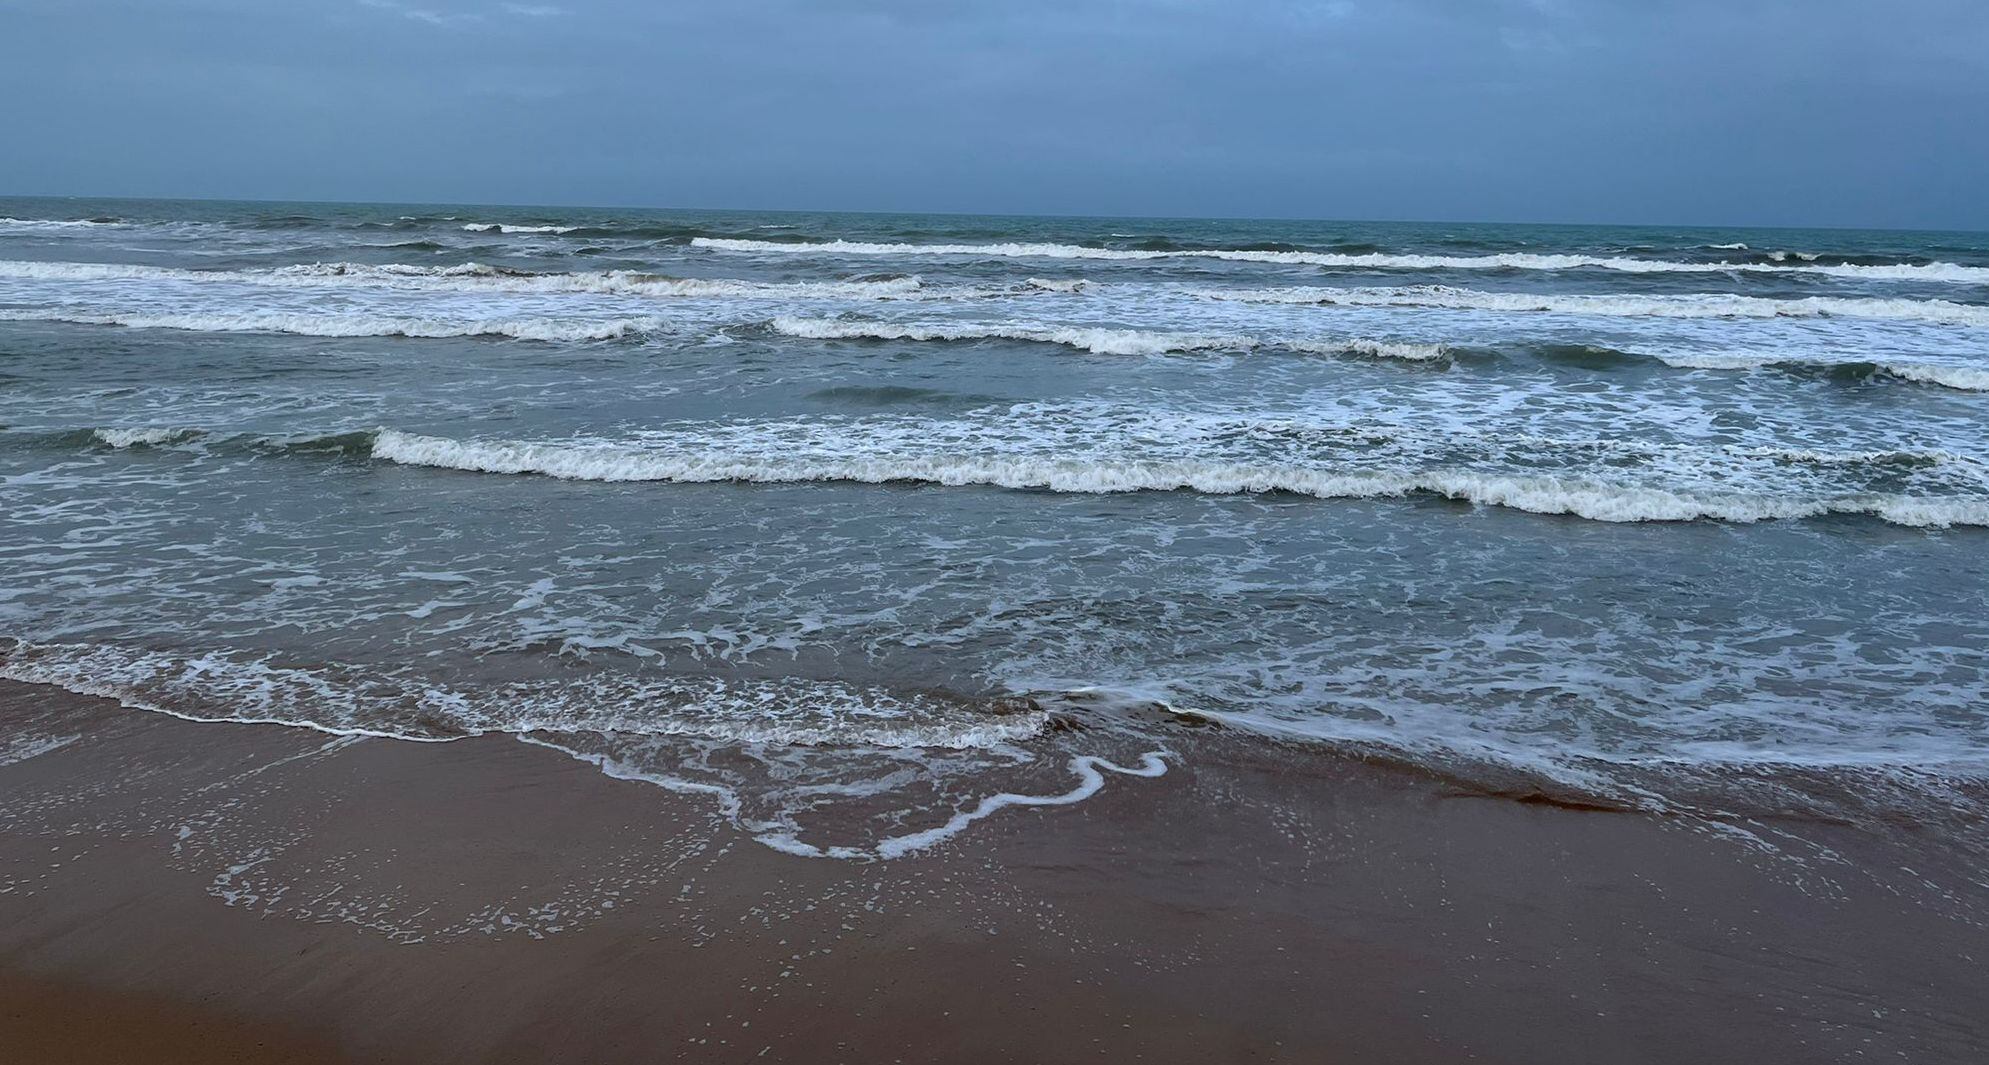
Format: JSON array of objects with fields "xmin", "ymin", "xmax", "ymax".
[{"xmin": 2, "ymin": 0, "xmax": 1985, "ymax": 227}]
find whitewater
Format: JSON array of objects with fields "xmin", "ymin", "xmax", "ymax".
[
  {"xmin": 2, "ymin": 195, "xmax": 1987, "ymax": 858},
  {"xmin": 691, "ymin": 235, "xmax": 1989, "ymax": 284}
]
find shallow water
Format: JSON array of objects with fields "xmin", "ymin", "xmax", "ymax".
[{"xmin": 2, "ymin": 197, "xmax": 1986, "ymax": 856}]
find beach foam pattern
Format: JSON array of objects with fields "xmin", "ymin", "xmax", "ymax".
[{"xmin": 3, "ymin": 198, "xmax": 1988, "ymax": 857}]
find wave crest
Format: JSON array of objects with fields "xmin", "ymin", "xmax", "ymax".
[
  {"xmin": 1190, "ymin": 283, "xmax": 1989, "ymax": 328},
  {"xmin": 92, "ymin": 427, "xmax": 204, "ymax": 448},
  {"xmin": 461, "ymin": 222, "xmax": 580, "ymax": 234},
  {"xmin": 1651, "ymin": 352, "xmax": 1989, "ymax": 391},
  {"xmin": 365, "ymin": 420, "xmax": 1989, "ymax": 528},
  {"xmin": 0, "ymin": 258, "xmax": 928, "ymax": 301},
  {"xmin": 769, "ymin": 316, "xmax": 1448, "ymax": 361},
  {"xmin": 693, "ymin": 237, "xmax": 1989, "ymax": 284},
  {"xmin": 0, "ymin": 308, "xmax": 663, "ymax": 342}
]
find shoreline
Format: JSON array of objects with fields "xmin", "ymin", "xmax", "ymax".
[{"xmin": 4, "ymin": 679, "xmax": 1987, "ymax": 1063}]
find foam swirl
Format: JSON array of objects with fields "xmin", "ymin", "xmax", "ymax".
[{"xmin": 0, "ymin": 641, "xmax": 1046, "ymax": 750}]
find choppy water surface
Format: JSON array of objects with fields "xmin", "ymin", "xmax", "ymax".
[{"xmin": 2, "ymin": 198, "xmax": 1985, "ymax": 856}]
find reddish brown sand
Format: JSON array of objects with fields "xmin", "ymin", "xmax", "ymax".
[{"xmin": 2, "ymin": 679, "xmax": 1986, "ymax": 1064}]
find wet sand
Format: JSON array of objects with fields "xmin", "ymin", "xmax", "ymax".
[{"xmin": 3, "ymin": 679, "xmax": 1986, "ymax": 1064}]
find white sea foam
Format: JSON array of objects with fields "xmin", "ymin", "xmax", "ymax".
[
  {"xmin": 517, "ymin": 735, "xmax": 1164, "ymax": 861},
  {"xmin": 1291, "ymin": 337, "xmax": 1450, "ymax": 362},
  {"xmin": 1651, "ymin": 352, "xmax": 1989, "ymax": 391},
  {"xmin": 692, "ymin": 236, "xmax": 1989, "ymax": 284},
  {"xmin": 0, "ymin": 642, "xmax": 1048, "ymax": 750},
  {"xmin": 867, "ymin": 752, "xmax": 1170, "ymax": 859},
  {"xmin": 5, "ymin": 259, "xmax": 1983, "ymax": 333},
  {"xmin": 0, "ymin": 217, "xmax": 121, "ymax": 230},
  {"xmin": 0, "ymin": 308, "xmax": 662, "ymax": 342},
  {"xmin": 769, "ymin": 316, "xmax": 1448, "ymax": 361},
  {"xmin": 0, "ymin": 258, "xmax": 927, "ymax": 301},
  {"xmin": 1189, "ymin": 283, "xmax": 1989, "ymax": 328},
  {"xmin": 771, "ymin": 315, "xmax": 1248, "ymax": 356},
  {"xmin": 1023, "ymin": 277, "xmax": 1088, "ymax": 293},
  {"xmin": 1880, "ymin": 363, "xmax": 1989, "ymax": 391},
  {"xmin": 93, "ymin": 427, "xmax": 202, "ymax": 448},
  {"xmin": 368, "ymin": 424, "xmax": 1989, "ymax": 527},
  {"xmin": 461, "ymin": 222, "xmax": 580, "ymax": 234},
  {"xmin": 0, "ymin": 261, "xmax": 199, "ymax": 282},
  {"xmin": 273, "ymin": 262, "xmax": 928, "ymax": 300},
  {"xmin": 0, "ymin": 641, "xmax": 1099, "ymax": 861}
]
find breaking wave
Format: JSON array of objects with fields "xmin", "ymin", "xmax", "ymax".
[
  {"xmin": 1189, "ymin": 283, "xmax": 1989, "ymax": 328},
  {"xmin": 0, "ymin": 216, "xmax": 125, "ymax": 230},
  {"xmin": 362, "ymin": 419, "xmax": 1989, "ymax": 528},
  {"xmin": 1651, "ymin": 352, "xmax": 1989, "ymax": 392},
  {"xmin": 0, "ymin": 307, "xmax": 663, "ymax": 342},
  {"xmin": 0, "ymin": 258, "xmax": 928, "ymax": 301},
  {"xmin": 1528, "ymin": 343, "xmax": 1989, "ymax": 391},
  {"xmin": 461, "ymin": 222, "xmax": 580, "ymax": 234},
  {"xmin": 692, "ymin": 237, "xmax": 1989, "ymax": 284},
  {"xmin": 92, "ymin": 427, "xmax": 205, "ymax": 448},
  {"xmin": 769, "ymin": 315, "xmax": 1449, "ymax": 361},
  {"xmin": 1023, "ymin": 277, "xmax": 1088, "ymax": 293}
]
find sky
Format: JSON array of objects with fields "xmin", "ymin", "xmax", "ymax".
[{"xmin": 2, "ymin": 0, "xmax": 1985, "ymax": 229}]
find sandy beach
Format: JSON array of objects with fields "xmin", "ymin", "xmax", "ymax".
[
  {"xmin": 8, "ymin": 0, "xmax": 1989, "ymax": 1058},
  {"xmin": 5, "ymin": 679, "xmax": 1984, "ymax": 1064}
]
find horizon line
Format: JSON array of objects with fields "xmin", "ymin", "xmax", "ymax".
[{"xmin": 3, "ymin": 190, "xmax": 1983, "ymax": 238}]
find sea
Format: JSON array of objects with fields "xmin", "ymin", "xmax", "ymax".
[{"xmin": 1, "ymin": 197, "xmax": 1985, "ymax": 860}]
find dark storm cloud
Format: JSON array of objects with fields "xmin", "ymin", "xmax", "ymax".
[{"xmin": 0, "ymin": 0, "xmax": 1983, "ymax": 226}]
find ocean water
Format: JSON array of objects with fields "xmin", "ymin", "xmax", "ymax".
[{"xmin": 2, "ymin": 197, "xmax": 1986, "ymax": 858}]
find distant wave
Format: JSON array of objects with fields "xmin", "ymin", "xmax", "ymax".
[
  {"xmin": 283, "ymin": 262, "xmax": 927, "ymax": 300},
  {"xmin": 92, "ymin": 427, "xmax": 205, "ymax": 448},
  {"xmin": 7, "ymin": 258, "xmax": 1981, "ymax": 381},
  {"xmin": 769, "ymin": 309, "xmax": 1985, "ymax": 388},
  {"xmin": 461, "ymin": 222, "xmax": 581, "ymax": 234},
  {"xmin": 1188, "ymin": 283, "xmax": 1989, "ymax": 328},
  {"xmin": 7, "ymin": 260, "xmax": 1984, "ymax": 329},
  {"xmin": 0, "ymin": 258, "xmax": 928, "ymax": 301},
  {"xmin": 769, "ymin": 316, "xmax": 1449, "ymax": 361},
  {"xmin": 0, "ymin": 216, "xmax": 124, "ymax": 230},
  {"xmin": 1523, "ymin": 345, "xmax": 1989, "ymax": 392},
  {"xmin": 692, "ymin": 237, "xmax": 1989, "ymax": 284},
  {"xmin": 451, "ymin": 220, "xmax": 741, "ymax": 242},
  {"xmin": 0, "ymin": 307, "xmax": 662, "ymax": 342},
  {"xmin": 363, "ymin": 423, "xmax": 1989, "ymax": 528}
]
